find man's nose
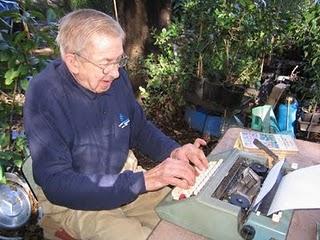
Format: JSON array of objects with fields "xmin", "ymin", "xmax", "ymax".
[{"xmin": 106, "ymin": 65, "xmax": 120, "ymax": 80}]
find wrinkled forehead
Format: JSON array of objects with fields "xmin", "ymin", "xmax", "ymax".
[{"xmin": 83, "ymin": 34, "xmax": 124, "ymax": 61}]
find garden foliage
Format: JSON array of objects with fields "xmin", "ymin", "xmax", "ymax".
[
  {"xmin": 289, "ymin": 3, "xmax": 320, "ymax": 110},
  {"xmin": 0, "ymin": 2, "xmax": 58, "ymax": 182},
  {"xmin": 142, "ymin": 0, "xmax": 320, "ymax": 121}
]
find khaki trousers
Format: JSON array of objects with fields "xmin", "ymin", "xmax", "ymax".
[{"xmin": 37, "ymin": 151, "xmax": 169, "ymax": 240}]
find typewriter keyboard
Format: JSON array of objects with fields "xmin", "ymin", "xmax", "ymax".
[{"xmin": 172, "ymin": 159, "xmax": 223, "ymax": 200}]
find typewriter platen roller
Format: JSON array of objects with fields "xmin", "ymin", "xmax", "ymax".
[{"xmin": 156, "ymin": 149, "xmax": 294, "ymax": 240}]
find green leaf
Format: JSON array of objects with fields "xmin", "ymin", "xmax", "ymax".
[
  {"xmin": 0, "ymin": 133, "xmax": 10, "ymax": 149},
  {"xmin": 0, "ymin": 151, "xmax": 23, "ymax": 169},
  {"xmin": 13, "ymin": 159, "xmax": 23, "ymax": 168},
  {"xmin": 20, "ymin": 79, "xmax": 29, "ymax": 91},
  {"xmin": 0, "ymin": 151, "xmax": 12, "ymax": 161},
  {"xmin": 4, "ymin": 68, "xmax": 20, "ymax": 85},
  {"xmin": 47, "ymin": 8, "xmax": 58, "ymax": 23},
  {"xmin": 0, "ymin": 51, "xmax": 11, "ymax": 61},
  {"xmin": 17, "ymin": 64, "xmax": 29, "ymax": 76},
  {"xmin": 13, "ymin": 31, "xmax": 28, "ymax": 45},
  {"xmin": 311, "ymin": 57, "xmax": 318, "ymax": 66},
  {"xmin": 15, "ymin": 137, "xmax": 26, "ymax": 152},
  {"xmin": 0, "ymin": 41, "xmax": 10, "ymax": 51},
  {"xmin": 0, "ymin": 165, "xmax": 6, "ymax": 184},
  {"xmin": 29, "ymin": 9, "xmax": 46, "ymax": 21},
  {"xmin": 29, "ymin": 56, "xmax": 40, "ymax": 66}
]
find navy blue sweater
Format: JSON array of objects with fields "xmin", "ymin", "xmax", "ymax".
[{"xmin": 24, "ymin": 59, "xmax": 179, "ymax": 210}]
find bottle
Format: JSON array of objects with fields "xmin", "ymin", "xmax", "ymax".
[{"xmin": 277, "ymin": 97, "xmax": 298, "ymax": 136}]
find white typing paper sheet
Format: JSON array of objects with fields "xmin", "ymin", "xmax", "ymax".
[
  {"xmin": 268, "ymin": 164, "xmax": 320, "ymax": 215},
  {"xmin": 252, "ymin": 160, "xmax": 284, "ymax": 208}
]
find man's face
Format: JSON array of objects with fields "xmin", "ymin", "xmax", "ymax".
[{"xmin": 75, "ymin": 34, "xmax": 124, "ymax": 93}]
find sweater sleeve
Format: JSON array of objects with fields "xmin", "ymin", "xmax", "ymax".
[{"xmin": 24, "ymin": 80, "xmax": 146, "ymax": 210}]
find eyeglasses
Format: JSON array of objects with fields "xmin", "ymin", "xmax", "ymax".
[{"xmin": 74, "ymin": 52, "xmax": 129, "ymax": 74}]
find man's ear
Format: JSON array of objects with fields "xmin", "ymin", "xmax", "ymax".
[{"xmin": 63, "ymin": 53, "xmax": 80, "ymax": 74}]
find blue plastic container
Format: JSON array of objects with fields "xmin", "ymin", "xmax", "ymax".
[
  {"xmin": 277, "ymin": 101, "xmax": 298, "ymax": 135},
  {"xmin": 203, "ymin": 115, "xmax": 223, "ymax": 137},
  {"xmin": 184, "ymin": 107, "xmax": 207, "ymax": 133},
  {"xmin": 184, "ymin": 107, "xmax": 222, "ymax": 137}
]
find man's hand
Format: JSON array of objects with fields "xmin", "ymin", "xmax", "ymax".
[
  {"xmin": 143, "ymin": 138, "xmax": 208, "ymax": 192},
  {"xmin": 170, "ymin": 138, "xmax": 208, "ymax": 171},
  {"xmin": 144, "ymin": 157, "xmax": 197, "ymax": 191}
]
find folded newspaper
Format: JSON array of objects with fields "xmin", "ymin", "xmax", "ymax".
[{"xmin": 234, "ymin": 131, "xmax": 298, "ymax": 159}]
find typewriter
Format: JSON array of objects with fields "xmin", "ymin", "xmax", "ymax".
[{"xmin": 156, "ymin": 149, "xmax": 294, "ymax": 240}]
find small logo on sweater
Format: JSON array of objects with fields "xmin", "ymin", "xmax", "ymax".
[{"xmin": 118, "ymin": 113, "xmax": 130, "ymax": 128}]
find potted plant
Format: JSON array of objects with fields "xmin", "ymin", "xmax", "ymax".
[
  {"xmin": 177, "ymin": 0, "xmax": 297, "ymax": 112},
  {"xmin": 288, "ymin": 3, "xmax": 320, "ymax": 135}
]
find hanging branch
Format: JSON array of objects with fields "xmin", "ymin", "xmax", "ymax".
[
  {"xmin": 113, "ymin": 0, "xmax": 119, "ymax": 22},
  {"xmin": 196, "ymin": 22, "xmax": 203, "ymax": 79}
]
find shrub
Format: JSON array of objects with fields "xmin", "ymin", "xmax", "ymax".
[{"xmin": 0, "ymin": 3, "xmax": 58, "ymax": 182}]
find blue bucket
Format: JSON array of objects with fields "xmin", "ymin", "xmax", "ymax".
[
  {"xmin": 184, "ymin": 107, "xmax": 222, "ymax": 137},
  {"xmin": 203, "ymin": 115, "xmax": 223, "ymax": 137},
  {"xmin": 184, "ymin": 107, "xmax": 207, "ymax": 133}
]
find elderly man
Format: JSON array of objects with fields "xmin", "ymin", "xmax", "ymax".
[{"xmin": 24, "ymin": 9, "xmax": 208, "ymax": 240}]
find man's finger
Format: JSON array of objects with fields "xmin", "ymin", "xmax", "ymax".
[
  {"xmin": 187, "ymin": 150, "xmax": 208, "ymax": 170},
  {"xmin": 168, "ymin": 177, "xmax": 190, "ymax": 189},
  {"xmin": 193, "ymin": 138, "xmax": 207, "ymax": 148}
]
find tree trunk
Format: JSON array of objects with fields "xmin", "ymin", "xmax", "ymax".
[{"xmin": 116, "ymin": 0, "xmax": 171, "ymax": 91}]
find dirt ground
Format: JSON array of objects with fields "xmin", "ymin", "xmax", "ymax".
[{"xmin": 135, "ymin": 111, "xmax": 220, "ymax": 169}]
